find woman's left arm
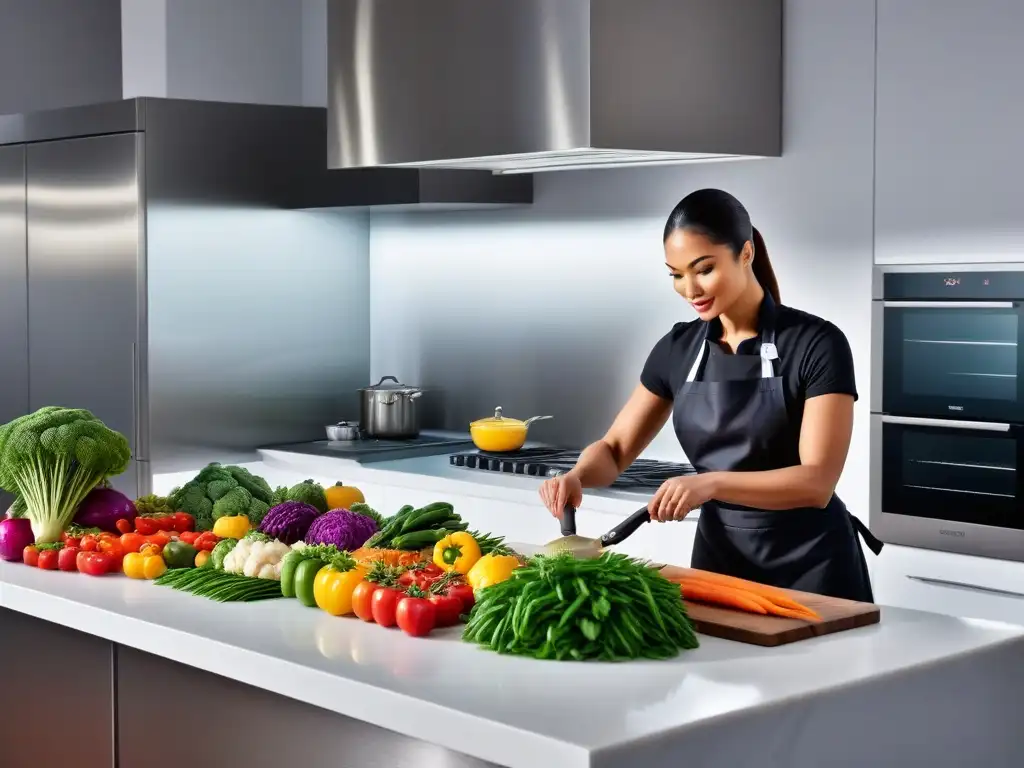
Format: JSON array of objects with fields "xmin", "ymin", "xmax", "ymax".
[
  {"xmin": 649, "ymin": 393, "xmax": 854, "ymax": 520},
  {"xmin": 704, "ymin": 393, "xmax": 854, "ymax": 510}
]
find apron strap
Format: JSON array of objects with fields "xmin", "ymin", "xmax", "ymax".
[{"xmin": 850, "ymin": 514, "xmax": 885, "ymax": 556}]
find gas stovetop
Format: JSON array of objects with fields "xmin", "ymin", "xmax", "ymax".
[{"xmin": 449, "ymin": 448, "xmax": 695, "ymax": 490}]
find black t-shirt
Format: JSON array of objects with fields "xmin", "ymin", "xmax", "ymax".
[{"xmin": 640, "ymin": 300, "xmax": 858, "ymax": 428}]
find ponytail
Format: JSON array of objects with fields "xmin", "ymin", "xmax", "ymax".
[{"xmin": 750, "ymin": 226, "xmax": 780, "ymax": 305}]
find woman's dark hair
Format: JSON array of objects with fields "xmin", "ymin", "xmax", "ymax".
[{"xmin": 662, "ymin": 188, "xmax": 780, "ymax": 304}]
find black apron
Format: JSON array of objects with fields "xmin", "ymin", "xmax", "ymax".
[{"xmin": 673, "ymin": 295, "xmax": 882, "ymax": 602}]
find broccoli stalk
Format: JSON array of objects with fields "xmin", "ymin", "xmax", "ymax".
[{"xmin": 0, "ymin": 407, "xmax": 131, "ymax": 543}]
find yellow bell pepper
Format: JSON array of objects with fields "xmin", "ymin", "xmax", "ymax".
[
  {"xmin": 466, "ymin": 553, "xmax": 520, "ymax": 591},
  {"xmin": 123, "ymin": 551, "xmax": 167, "ymax": 580},
  {"xmin": 432, "ymin": 531, "xmax": 482, "ymax": 574},
  {"xmin": 212, "ymin": 515, "xmax": 250, "ymax": 539},
  {"xmin": 313, "ymin": 563, "xmax": 364, "ymax": 616}
]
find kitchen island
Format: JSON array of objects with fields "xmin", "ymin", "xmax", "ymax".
[{"xmin": 2, "ymin": 560, "xmax": 1023, "ymax": 768}]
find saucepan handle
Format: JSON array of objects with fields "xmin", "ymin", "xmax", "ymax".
[
  {"xmin": 560, "ymin": 504, "xmax": 577, "ymax": 537},
  {"xmin": 600, "ymin": 506, "xmax": 651, "ymax": 547}
]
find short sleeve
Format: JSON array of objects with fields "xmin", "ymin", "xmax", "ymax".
[
  {"xmin": 640, "ymin": 331, "xmax": 675, "ymax": 400},
  {"xmin": 800, "ymin": 322, "xmax": 858, "ymax": 401}
]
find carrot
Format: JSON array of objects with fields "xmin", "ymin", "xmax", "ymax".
[
  {"xmin": 677, "ymin": 576, "xmax": 821, "ymax": 622},
  {"xmin": 678, "ymin": 580, "xmax": 769, "ymax": 614},
  {"xmin": 677, "ymin": 568, "xmax": 822, "ymax": 619}
]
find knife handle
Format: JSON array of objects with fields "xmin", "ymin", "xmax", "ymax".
[
  {"xmin": 601, "ymin": 506, "xmax": 651, "ymax": 547},
  {"xmin": 560, "ymin": 504, "xmax": 577, "ymax": 536}
]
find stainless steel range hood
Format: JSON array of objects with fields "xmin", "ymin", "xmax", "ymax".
[{"xmin": 326, "ymin": 0, "xmax": 782, "ymax": 174}]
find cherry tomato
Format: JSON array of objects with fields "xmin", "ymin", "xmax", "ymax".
[
  {"xmin": 80, "ymin": 535, "xmax": 99, "ymax": 552},
  {"xmin": 178, "ymin": 531, "xmax": 200, "ymax": 545},
  {"xmin": 427, "ymin": 593, "xmax": 463, "ymax": 627},
  {"xmin": 134, "ymin": 517, "xmax": 157, "ymax": 535},
  {"xmin": 445, "ymin": 583, "xmax": 476, "ymax": 613},
  {"xmin": 396, "ymin": 596, "xmax": 436, "ymax": 637},
  {"xmin": 98, "ymin": 539, "xmax": 124, "ymax": 572},
  {"xmin": 37, "ymin": 549, "xmax": 59, "ymax": 570},
  {"xmin": 351, "ymin": 580, "xmax": 380, "ymax": 622},
  {"xmin": 22, "ymin": 545, "xmax": 39, "ymax": 567},
  {"xmin": 172, "ymin": 512, "xmax": 194, "ymax": 533},
  {"xmin": 77, "ymin": 551, "xmax": 112, "ymax": 576},
  {"xmin": 119, "ymin": 532, "xmax": 145, "ymax": 554},
  {"xmin": 115, "ymin": 518, "xmax": 133, "ymax": 534},
  {"xmin": 58, "ymin": 546, "xmax": 80, "ymax": 572},
  {"xmin": 370, "ymin": 587, "xmax": 403, "ymax": 627},
  {"xmin": 193, "ymin": 533, "xmax": 220, "ymax": 552}
]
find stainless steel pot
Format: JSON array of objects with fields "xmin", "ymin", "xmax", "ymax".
[{"xmin": 359, "ymin": 376, "xmax": 423, "ymax": 438}]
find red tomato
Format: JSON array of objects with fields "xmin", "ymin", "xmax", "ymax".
[
  {"xmin": 115, "ymin": 518, "xmax": 133, "ymax": 534},
  {"xmin": 77, "ymin": 551, "xmax": 112, "ymax": 576},
  {"xmin": 172, "ymin": 512, "xmax": 194, "ymax": 533},
  {"xmin": 178, "ymin": 531, "xmax": 200, "ymax": 545},
  {"xmin": 194, "ymin": 533, "xmax": 219, "ymax": 552},
  {"xmin": 445, "ymin": 583, "xmax": 476, "ymax": 613},
  {"xmin": 396, "ymin": 596, "xmax": 436, "ymax": 637},
  {"xmin": 351, "ymin": 580, "xmax": 380, "ymax": 622},
  {"xmin": 119, "ymin": 532, "xmax": 145, "ymax": 554},
  {"xmin": 22, "ymin": 546, "xmax": 39, "ymax": 567},
  {"xmin": 63, "ymin": 536, "xmax": 81, "ymax": 549},
  {"xmin": 57, "ymin": 546, "xmax": 80, "ymax": 572},
  {"xmin": 370, "ymin": 587, "xmax": 403, "ymax": 627},
  {"xmin": 134, "ymin": 517, "xmax": 157, "ymax": 535},
  {"xmin": 37, "ymin": 549, "xmax": 59, "ymax": 570},
  {"xmin": 80, "ymin": 535, "xmax": 99, "ymax": 552},
  {"xmin": 98, "ymin": 539, "xmax": 124, "ymax": 572},
  {"xmin": 427, "ymin": 593, "xmax": 463, "ymax": 627}
]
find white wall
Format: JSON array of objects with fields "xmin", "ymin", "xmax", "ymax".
[
  {"xmin": 367, "ymin": 0, "xmax": 877, "ymax": 519},
  {"xmin": 121, "ymin": 0, "xmax": 328, "ymax": 107}
]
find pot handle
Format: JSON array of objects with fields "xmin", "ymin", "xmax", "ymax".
[
  {"xmin": 405, "ymin": 391, "xmax": 423, "ymax": 400},
  {"xmin": 523, "ymin": 415, "xmax": 553, "ymax": 427},
  {"xmin": 374, "ymin": 375, "xmax": 401, "ymax": 387}
]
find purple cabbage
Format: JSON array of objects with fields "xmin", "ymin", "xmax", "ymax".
[
  {"xmin": 258, "ymin": 501, "xmax": 320, "ymax": 545},
  {"xmin": 74, "ymin": 487, "xmax": 137, "ymax": 533},
  {"xmin": 303, "ymin": 509, "xmax": 378, "ymax": 551}
]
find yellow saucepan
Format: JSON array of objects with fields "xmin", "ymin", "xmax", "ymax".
[{"xmin": 469, "ymin": 407, "xmax": 553, "ymax": 452}]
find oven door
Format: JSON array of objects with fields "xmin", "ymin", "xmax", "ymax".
[
  {"xmin": 870, "ymin": 414, "xmax": 1024, "ymax": 561},
  {"xmin": 874, "ymin": 300, "xmax": 1024, "ymax": 422}
]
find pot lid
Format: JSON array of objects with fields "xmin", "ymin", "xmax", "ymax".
[
  {"xmin": 470, "ymin": 406, "xmax": 527, "ymax": 429},
  {"xmin": 360, "ymin": 375, "xmax": 421, "ymax": 393}
]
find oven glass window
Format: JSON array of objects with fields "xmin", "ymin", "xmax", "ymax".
[
  {"xmin": 882, "ymin": 423, "xmax": 1021, "ymax": 529},
  {"xmin": 883, "ymin": 306, "xmax": 1023, "ymax": 419}
]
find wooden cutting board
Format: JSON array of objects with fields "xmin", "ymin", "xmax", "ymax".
[{"xmin": 659, "ymin": 565, "xmax": 881, "ymax": 647}]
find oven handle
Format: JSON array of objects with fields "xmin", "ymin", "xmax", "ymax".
[
  {"xmin": 882, "ymin": 301, "xmax": 1016, "ymax": 308},
  {"xmin": 880, "ymin": 415, "xmax": 1012, "ymax": 432},
  {"xmin": 906, "ymin": 574, "xmax": 1024, "ymax": 600}
]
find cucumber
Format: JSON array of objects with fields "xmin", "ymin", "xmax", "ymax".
[
  {"xmin": 279, "ymin": 550, "xmax": 306, "ymax": 599},
  {"xmin": 401, "ymin": 506, "xmax": 459, "ymax": 533},
  {"xmin": 390, "ymin": 528, "xmax": 450, "ymax": 551}
]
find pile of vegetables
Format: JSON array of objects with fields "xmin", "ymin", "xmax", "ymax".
[
  {"xmin": 0, "ymin": 407, "xmax": 132, "ymax": 543},
  {"xmin": 169, "ymin": 463, "xmax": 276, "ymax": 531},
  {"xmin": 462, "ymin": 552, "xmax": 700, "ymax": 662}
]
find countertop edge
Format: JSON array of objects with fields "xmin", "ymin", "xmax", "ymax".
[{"xmin": 0, "ymin": 576, "xmax": 590, "ymax": 768}]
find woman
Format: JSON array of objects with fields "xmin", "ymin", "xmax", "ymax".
[{"xmin": 539, "ymin": 188, "xmax": 881, "ymax": 601}]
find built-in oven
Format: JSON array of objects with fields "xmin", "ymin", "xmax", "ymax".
[{"xmin": 872, "ymin": 264, "xmax": 1024, "ymax": 561}]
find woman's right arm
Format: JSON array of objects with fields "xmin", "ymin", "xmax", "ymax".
[{"xmin": 540, "ymin": 385, "xmax": 672, "ymax": 514}]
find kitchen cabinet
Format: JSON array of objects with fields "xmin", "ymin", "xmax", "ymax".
[
  {"xmin": 26, "ymin": 134, "xmax": 142, "ymax": 497},
  {"xmin": 0, "ymin": 145, "xmax": 28, "ymax": 511},
  {"xmin": 875, "ymin": 544, "xmax": 1024, "ymax": 626},
  {"xmin": 0, "ymin": 608, "xmax": 115, "ymax": 768},
  {"xmin": 874, "ymin": 0, "xmax": 1024, "ymax": 263}
]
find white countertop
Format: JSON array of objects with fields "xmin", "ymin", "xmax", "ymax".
[
  {"xmin": 2, "ymin": 559, "xmax": 1022, "ymax": 768},
  {"xmin": 258, "ymin": 447, "xmax": 659, "ymax": 517}
]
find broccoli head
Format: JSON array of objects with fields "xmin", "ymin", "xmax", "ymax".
[
  {"xmin": 275, "ymin": 479, "xmax": 327, "ymax": 513},
  {"xmin": 168, "ymin": 463, "xmax": 274, "ymax": 531},
  {"xmin": 0, "ymin": 407, "xmax": 132, "ymax": 543}
]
